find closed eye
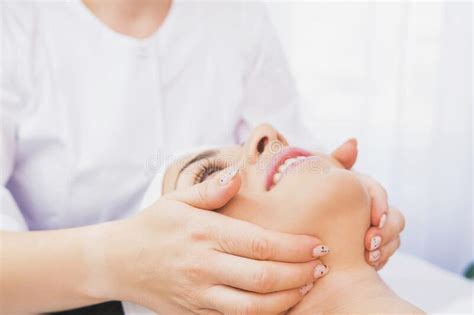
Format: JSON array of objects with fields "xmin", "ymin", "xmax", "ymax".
[{"xmin": 193, "ymin": 160, "xmax": 226, "ymax": 184}]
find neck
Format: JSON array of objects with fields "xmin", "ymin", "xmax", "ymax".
[
  {"xmin": 82, "ymin": 0, "xmax": 172, "ymax": 38},
  {"xmin": 290, "ymin": 263, "xmax": 397, "ymax": 314}
]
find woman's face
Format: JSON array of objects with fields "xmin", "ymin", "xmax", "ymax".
[{"xmin": 162, "ymin": 124, "xmax": 369, "ymax": 236}]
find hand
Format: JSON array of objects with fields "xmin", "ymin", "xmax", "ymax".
[
  {"xmin": 331, "ymin": 139, "xmax": 405, "ymax": 270},
  {"xmin": 99, "ymin": 168, "xmax": 327, "ymax": 314},
  {"xmin": 357, "ymin": 174, "xmax": 405, "ymax": 270}
]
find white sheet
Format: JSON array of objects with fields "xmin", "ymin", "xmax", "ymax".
[
  {"xmin": 379, "ymin": 253, "xmax": 473, "ymax": 314},
  {"xmin": 123, "ymin": 253, "xmax": 473, "ymax": 314}
]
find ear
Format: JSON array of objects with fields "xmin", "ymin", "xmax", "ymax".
[{"xmin": 331, "ymin": 138, "xmax": 358, "ymax": 169}]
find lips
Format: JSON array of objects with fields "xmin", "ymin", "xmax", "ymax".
[{"xmin": 265, "ymin": 147, "xmax": 313, "ymax": 190}]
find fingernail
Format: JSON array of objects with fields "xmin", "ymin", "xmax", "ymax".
[
  {"xmin": 219, "ymin": 167, "xmax": 239, "ymax": 186},
  {"xmin": 314, "ymin": 264, "xmax": 329, "ymax": 278},
  {"xmin": 370, "ymin": 235, "xmax": 382, "ymax": 250},
  {"xmin": 313, "ymin": 245, "xmax": 330, "ymax": 257},
  {"xmin": 299, "ymin": 283, "xmax": 314, "ymax": 296},
  {"xmin": 369, "ymin": 250, "xmax": 381, "ymax": 262},
  {"xmin": 378, "ymin": 214, "xmax": 387, "ymax": 229}
]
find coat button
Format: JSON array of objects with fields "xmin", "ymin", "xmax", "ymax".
[{"xmin": 137, "ymin": 46, "xmax": 149, "ymax": 58}]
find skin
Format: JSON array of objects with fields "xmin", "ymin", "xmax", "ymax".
[
  {"xmin": 0, "ymin": 1, "xmax": 403, "ymax": 312},
  {"xmin": 1, "ymin": 1, "xmax": 325, "ymax": 313},
  {"xmin": 165, "ymin": 124, "xmax": 405, "ymax": 270},
  {"xmin": 82, "ymin": 0, "xmax": 172, "ymax": 39},
  {"xmin": 86, "ymin": 0, "xmax": 404, "ymax": 279},
  {"xmin": 162, "ymin": 124, "xmax": 421, "ymax": 314}
]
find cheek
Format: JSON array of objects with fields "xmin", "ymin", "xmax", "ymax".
[
  {"xmin": 218, "ymin": 193, "xmax": 282, "ymax": 230},
  {"xmin": 217, "ymin": 166, "xmax": 329, "ymax": 233},
  {"xmin": 218, "ymin": 193, "xmax": 263, "ymax": 221},
  {"xmin": 216, "ymin": 168, "xmax": 371, "ymax": 239},
  {"xmin": 272, "ymin": 168, "xmax": 371, "ymax": 229},
  {"xmin": 219, "ymin": 190, "xmax": 308, "ymax": 234}
]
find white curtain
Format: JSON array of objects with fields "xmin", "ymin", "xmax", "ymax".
[{"xmin": 266, "ymin": 1, "xmax": 472, "ymax": 274}]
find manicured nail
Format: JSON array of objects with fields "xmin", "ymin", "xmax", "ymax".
[
  {"xmin": 378, "ymin": 214, "xmax": 387, "ymax": 229},
  {"xmin": 219, "ymin": 167, "xmax": 239, "ymax": 185},
  {"xmin": 299, "ymin": 283, "xmax": 314, "ymax": 296},
  {"xmin": 370, "ymin": 235, "xmax": 382, "ymax": 250},
  {"xmin": 314, "ymin": 264, "xmax": 329, "ymax": 278},
  {"xmin": 313, "ymin": 245, "xmax": 330, "ymax": 257},
  {"xmin": 369, "ymin": 250, "xmax": 381, "ymax": 262}
]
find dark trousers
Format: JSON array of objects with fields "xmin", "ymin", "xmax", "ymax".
[{"xmin": 49, "ymin": 301, "xmax": 124, "ymax": 315}]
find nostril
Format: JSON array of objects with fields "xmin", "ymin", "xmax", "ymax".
[{"xmin": 257, "ymin": 137, "xmax": 268, "ymax": 154}]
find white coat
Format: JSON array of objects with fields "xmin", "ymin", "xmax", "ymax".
[{"xmin": 1, "ymin": 0, "xmax": 312, "ymax": 231}]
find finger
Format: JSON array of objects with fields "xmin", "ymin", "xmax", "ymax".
[
  {"xmin": 375, "ymin": 259, "xmax": 388, "ymax": 271},
  {"xmin": 166, "ymin": 166, "xmax": 241, "ymax": 210},
  {"xmin": 330, "ymin": 138, "xmax": 358, "ymax": 169},
  {"xmin": 202, "ymin": 284, "xmax": 311, "ymax": 315},
  {"xmin": 359, "ymin": 174, "xmax": 389, "ymax": 227},
  {"xmin": 209, "ymin": 253, "xmax": 327, "ymax": 293},
  {"xmin": 198, "ymin": 309, "xmax": 222, "ymax": 315},
  {"xmin": 364, "ymin": 225, "xmax": 383, "ymax": 251},
  {"xmin": 364, "ymin": 208, "xmax": 405, "ymax": 251},
  {"xmin": 364, "ymin": 209, "xmax": 404, "ymax": 250},
  {"xmin": 388, "ymin": 207, "xmax": 405, "ymax": 233},
  {"xmin": 366, "ymin": 237, "xmax": 400, "ymax": 267},
  {"xmin": 210, "ymin": 218, "xmax": 328, "ymax": 262},
  {"xmin": 379, "ymin": 237, "xmax": 401, "ymax": 264}
]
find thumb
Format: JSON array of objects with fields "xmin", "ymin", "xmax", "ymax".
[
  {"xmin": 331, "ymin": 138, "xmax": 358, "ymax": 169},
  {"xmin": 165, "ymin": 167, "xmax": 241, "ymax": 210}
]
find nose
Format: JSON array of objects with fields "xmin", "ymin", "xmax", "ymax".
[{"xmin": 244, "ymin": 123, "xmax": 288, "ymax": 164}]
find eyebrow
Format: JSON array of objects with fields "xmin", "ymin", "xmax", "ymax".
[{"xmin": 174, "ymin": 150, "xmax": 219, "ymax": 188}]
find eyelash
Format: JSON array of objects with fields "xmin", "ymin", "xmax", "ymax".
[{"xmin": 193, "ymin": 160, "xmax": 226, "ymax": 184}]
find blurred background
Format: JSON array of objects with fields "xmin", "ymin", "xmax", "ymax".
[{"xmin": 264, "ymin": 1, "xmax": 472, "ymax": 275}]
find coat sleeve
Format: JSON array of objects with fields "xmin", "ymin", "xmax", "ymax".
[{"xmin": 0, "ymin": 2, "xmax": 36, "ymax": 231}]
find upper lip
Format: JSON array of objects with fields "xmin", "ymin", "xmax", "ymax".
[{"xmin": 265, "ymin": 146, "xmax": 312, "ymax": 190}]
